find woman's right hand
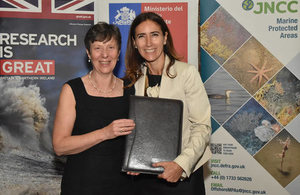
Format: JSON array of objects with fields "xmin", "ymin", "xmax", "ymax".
[{"xmin": 103, "ymin": 119, "xmax": 135, "ymax": 140}]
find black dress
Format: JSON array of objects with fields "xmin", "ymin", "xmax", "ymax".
[
  {"xmin": 132, "ymin": 73, "xmax": 206, "ymax": 195},
  {"xmin": 60, "ymin": 78, "xmax": 133, "ymax": 195}
]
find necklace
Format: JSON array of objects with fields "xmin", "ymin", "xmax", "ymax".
[{"xmin": 88, "ymin": 70, "xmax": 116, "ymax": 94}]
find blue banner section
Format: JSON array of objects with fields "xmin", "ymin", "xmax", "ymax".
[
  {"xmin": 109, "ymin": 3, "xmax": 141, "ymax": 78},
  {"xmin": 200, "ymin": 0, "xmax": 219, "ymax": 25}
]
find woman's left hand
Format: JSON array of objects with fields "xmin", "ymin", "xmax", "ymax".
[
  {"xmin": 127, "ymin": 171, "xmax": 140, "ymax": 176},
  {"xmin": 152, "ymin": 161, "xmax": 183, "ymax": 183}
]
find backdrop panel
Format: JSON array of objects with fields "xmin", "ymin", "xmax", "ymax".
[
  {"xmin": 201, "ymin": 0, "xmax": 300, "ymax": 194},
  {"xmin": 0, "ymin": 0, "xmax": 94, "ymax": 194},
  {"xmin": 95, "ymin": 0, "xmax": 198, "ymax": 78}
]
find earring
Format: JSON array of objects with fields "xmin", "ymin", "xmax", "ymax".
[{"xmin": 88, "ymin": 59, "xmax": 91, "ymax": 63}]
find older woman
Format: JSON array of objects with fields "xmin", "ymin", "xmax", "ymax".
[
  {"xmin": 125, "ymin": 12, "xmax": 211, "ymax": 195},
  {"xmin": 52, "ymin": 22, "xmax": 135, "ymax": 195}
]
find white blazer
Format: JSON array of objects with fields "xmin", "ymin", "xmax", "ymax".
[{"xmin": 134, "ymin": 56, "xmax": 212, "ymax": 178}]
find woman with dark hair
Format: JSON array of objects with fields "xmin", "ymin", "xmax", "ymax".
[
  {"xmin": 124, "ymin": 12, "xmax": 212, "ymax": 195},
  {"xmin": 52, "ymin": 22, "xmax": 135, "ymax": 195}
]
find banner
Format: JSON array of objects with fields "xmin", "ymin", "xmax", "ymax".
[
  {"xmin": 2, "ymin": 0, "xmax": 299, "ymax": 194},
  {"xmin": 0, "ymin": 1, "xmax": 94, "ymax": 194},
  {"xmin": 95, "ymin": 0, "xmax": 198, "ymax": 77},
  {"xmin": 200, "ymin": 0, "xmax": 300, "ymax": 194}
]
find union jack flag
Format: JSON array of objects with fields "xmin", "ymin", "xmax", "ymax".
[{"xmin": 0, "ymin": 0, "xmax": 94, "ymax": 20}]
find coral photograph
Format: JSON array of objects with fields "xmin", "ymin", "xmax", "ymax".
[
  {"xmin": 200, "ymin": 7, "xmax": 250, "ymax": 65},
  {"xmin": 254, "ymin": 67, "xmax": 300, "ymax": 126},
  {"xmin": 223, "ymin": 98, "xmax": 282, "ymax": 155}
]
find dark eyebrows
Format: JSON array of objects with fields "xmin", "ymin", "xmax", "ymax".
[
  {"xmin": 135, "ymin": 32, "xmax": 145, "ymax": 37},
  {"xmin": 151, "ymin": 31, "xmax": 160, "ymax": 34},
  {"xmin": 136, "ymin": 31, "xmax": 161, "ymax": 37}
]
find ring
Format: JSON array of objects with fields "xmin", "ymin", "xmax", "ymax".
[{"xmin": 120, "ymin": 130, "xmax": 124, "ymax": 133}]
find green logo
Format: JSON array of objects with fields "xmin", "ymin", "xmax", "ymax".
[
  {"xmin": 252, "ymin": 1, "xmax": 298, "ymax": 14},
  {"xmin": 242, "ymin": 0, "xmax": 254, "ymax": 11}
]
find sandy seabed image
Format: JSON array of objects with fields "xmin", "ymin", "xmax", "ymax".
[{"xmin": 254, "ymin": 129, "xmax": 300, "ymax": 187}]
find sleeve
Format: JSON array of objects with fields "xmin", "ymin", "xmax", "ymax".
[{"xmin": 173, "ymin": 65, "xmax": 211, "ymax": 178}]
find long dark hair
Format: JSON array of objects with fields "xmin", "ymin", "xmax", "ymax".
[{"xmin": 124, "ymin": 12, "xmax": 180, "ymax": 87}]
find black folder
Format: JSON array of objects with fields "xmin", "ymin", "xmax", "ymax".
[{"xmin": 122, "ymin": 95, "xmax": 183, "ymax": 174}]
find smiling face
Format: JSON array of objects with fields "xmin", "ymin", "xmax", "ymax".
[
  {"xmin": 133, "ymin": 20, "xmax": 168, "ymax": 66},
  {"xmin": 87, "ymin": 38, "xmax": 120, "ymax": 75}
]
